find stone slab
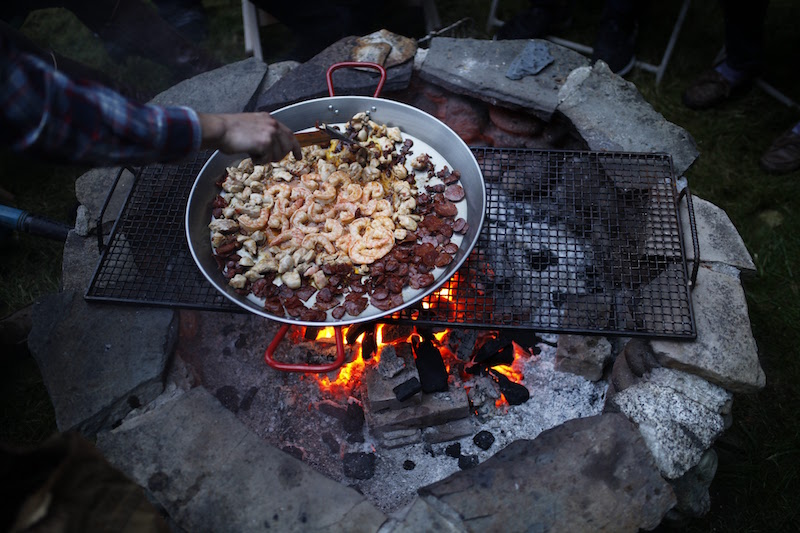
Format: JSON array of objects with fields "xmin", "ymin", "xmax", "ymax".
[
  {"xmin": 74, "ymin": 167, "xmax": 134, "ymax": 232},
  {"xmin": 610, "ymin": 367, "xmax": 732, "ymax": 479},
  {"xmin": 681, "ymin": 195, "xmax": 756, "ymax": 272},
  {"xmin": 364, "ymin": 387, "xmax": 470, "ymax": 436},
  {"xmin": 555, "ymin": 334, "xmax": 613, "ymax": 381},
  {"xmin": 557, "ymin": 62, "xmax": 699, "ymax": 176},
  {"xmin": 61, "ymin": 230, "xmax": 101, "ymax": 293},
  {"xmin": 255, "ymin": 37, "xmax": 413, "ymax": 112},
  {"xmin": 650, "ymin": 265, "xmax": 765, "ymax": 393},
  {"xmin": 418, "ymin": 38, "xmax": 589, "ymax": 121},
  {"xmin": 420, "ymin": 413, "xmax": 675, "ymax": 532},
  {"xmin": 96, "ymin": 387, "xmax": 387, "ymax": 533},
  {"xmin": 150, "ymin": 57, "xmax": 267, "ymax": 112},
  {"xmin": 27, "ymin": 290, "xmax": 176, "ymax": 434},
  {"xmin": 364, "ymin": 356, "xmax": 421, "ymax": 411}
]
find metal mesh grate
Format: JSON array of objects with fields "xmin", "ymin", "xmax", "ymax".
[{"xmin": 87, "ymin": 148, "xmax": 695, "ymax": 338}]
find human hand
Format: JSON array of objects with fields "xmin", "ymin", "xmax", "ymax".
[{"xmin": 198, "ymin": 112, "xmax": 302, "ymax": 163}]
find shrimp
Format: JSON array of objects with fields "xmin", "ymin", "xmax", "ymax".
[
  {"xmin": 361, "ymin": 199, "xmax": 392, "ymax": 217},
  {"xmin": 300, "ymin": 172, "xmax": 321, "ymax": 191},
  {"xmin": 266, "ymin": 183, "xmax": 291, "ymax": 200},
  {"xmin": 348, "ymin": 229, "xmax": 394, "ymax": 264},
  {"xmin": 238, "ymin": 207, "xmax": 270, "ymax": 232},
  {"xmin": 307, "ymin": 202, "xmax": 329, "ymax": 223},
  {"xmin": 316, "ymin": 160, "xmax": 336, "ymax": 178},
  {"xmin": 395, "ymin": 197, "xmax": 416, "ymax": 216},
  {"xmin": 338, "ymin": 183, "xmax": 363, "ymax": 204},
  {"xmin": 349, "ymin": 218, "xmax": 371, "ymax": 238},
  {"xmin": 361, "ymin": 181, "xmax": 384, "ymax": 203},
  {"xmin": 331, "ymin": 201, "xmax": 357, "ymax": 223},
  {"xmin": 267, "ymin": 212, "xmax": 289, "ymax": 232},
  {"xmin": 371, "ymin": 216, "xmax": 395, "ymax": 234},
  {"xmin": 302, "ymin": 234, "xmax": 336, "ymax": 254},
  {"xmin": 396, "ymin": 214, "xmax": 419, "ymax": 231},
  {"xmin": 319, "ymin": 218, "xmax": 343, "ymax": 241},
  {"xmin": 270, "ymin": 229, "xmax": 304, "ymax": 248},
  {"xmin": 313, "ymin": 182, "xmax": 337, "ymax": 204},
  {"xmin": 327, "ymin": 170, "xmax": 351, "ymax": 189},
  {"xmin": 290, "ymin": 207, "xmax": 319, "ymax": 234}
]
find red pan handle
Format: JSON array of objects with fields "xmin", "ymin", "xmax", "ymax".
[
  {"xmin": 326, "ymin": 62, "xmax": 387, "ymax": 97},
  {"xmin": 264, "ymin": 324, "xmax": 346, "ymax": 372}
]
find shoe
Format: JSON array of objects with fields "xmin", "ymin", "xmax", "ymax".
[
  {"xmin": 760, "ymin": 126, "xmax": 800, "ymax": 174},
  {"xmin": 591, "ymin": 17, "xmax": 636, "ymax": 75},
  {"xmin": 496, "ymin": 6, "xmax": 572, "ymax": 40},
  {"xmin": 681, "ymin": 68, "xmax": 749, "ymax": 110}
]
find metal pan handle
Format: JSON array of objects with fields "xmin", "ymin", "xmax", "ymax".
[
  {"xmin": 264, "ymin": 324, "xmax": 346, "ymax": 372},
  {"xmin": 326, "ymin": 62, "xmax": 387, "ymax": 97}
]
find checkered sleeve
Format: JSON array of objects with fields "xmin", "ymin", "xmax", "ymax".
[{"xmin": 1, "ymin": 36, "xmax": 202, "ymax": 165}]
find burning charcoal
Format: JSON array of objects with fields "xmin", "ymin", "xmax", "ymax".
[
  {"xmin": 445, "ymin": 443, "xmax": 461, "ymax": 458},
  {"xmin": 345, "ymin": 322, "xmax": 375, "ymax": 344},
  {"xmin": 412, "ymin": 336, "xmax": 449, "ymax": 393},
  {"xmin": 458, "ymin": 454, "xmax": 479, "ymax": 470},
  {"xmin": 317, "ymin": 400, "xmax": 347, "ymax": 421},
  {"xmin": 361, "ymin": 330, "xmax": 377, "ymax": 361},
  {"xmin": 501, "ymin": 330, "xmax": 544, "ymax": 354},
  {"xmin": 377, "ymin": 344, "xmax": 406, "ymax": 378},
  {"xmin": 473, "ymin": 430, "xmax": 496, "ymax": 451},
  {"xmin": 403, "ymin": 460, "xmax": 416, "ymax": 471},
  {"xmin": 472, "ymin": 337, "xmax": 514, "ymax": 367},
  {"xmin": 304, "ymin": 326, "xmax": 321, "ymax": 340},
  {"xmin": 393, "ymin": 377, "xmax": 422, "ymax": 402},
  {"xmin": 343, "ymin": 452, "xmax": 376, "ymax": 480},
  {"xmin": 489, "ymin": 369, "xmax": 531, "ymax": 405}
]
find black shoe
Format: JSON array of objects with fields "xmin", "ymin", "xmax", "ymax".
[
  {"xmin": 592, "ymin": 17, "xmax": 636, "ymax": 75},
  {"xmin": 496, "ymin": 5, "xmax": 572, "ymax": 40}
]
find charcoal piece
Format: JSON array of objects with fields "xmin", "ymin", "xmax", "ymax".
[
  {"xmin": 282, "ymin": 445, "xmax": 304, "ymax": 460},
  {"xmin": 490, "ymin": 369, "xmax": 531, "ymax": 405},
  {"xmin": 473, "ymin": 430, "xmax": 496, "ymax": 451},
  {"xmin": 445, "ymin": 443, "xmax": 461, "ymax": 458},
  {"xmin": 412, "ymin": 337, "xmax": 449, "ymax": 393},
  {"xmin": 321, "ymin": 432, "xmax": 339, "ymax": 454},
  {"xmin": 361, "ymin": 330, "xmax": 377, "ymax": 361},
  {"xmin": 393, "ymin": 377, "xmax": 422, "ymax": 402},
  {"xmin": 238, "ymin": 386, "xmax": 259, "ymax": 412},
  {"xmin": 215, "ymin": 385, "xmax": 239, "ymax": 413},
  {"xmin": 472, "ymin": 337, "xmax": 514, "ymax": 367},
  {"xmin": 318, "ymin": 401, "xmax": 347, "ymax": 421},
  {"xmin": 304, "ymin": 326, "xmax": 321, "ymax": 340},
  {"xmin": 343, "ymin": 452, "xmax": 376, "ymax": 480},
  {"xmin": 343, "ymin": 402, "xmax": 365, "ymax": 435},
  {"xmin": 500, "ymin": 330, "xmax": 544, "ymax": 353},
  {"xmin": 403, "ymin": 460, "xmax": 416, "ymax": 471},
  {"xmin": 346, "ymin": 322, "xmax": 375, "ymax": 344},
  {"xmin": 458, "ymin": 454, "xmax": 479, "ymax": 470}
]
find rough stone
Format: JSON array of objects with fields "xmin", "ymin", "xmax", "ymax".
[
  {"xmin": 74, "ymin": 167, "xmax": 134, "ymax": 229},
  {"xmin": 61, "ymin": 230, "xmax": 102, "ymax": 293},
  {"xmin": 555, "ymin": 334, "xmax": 613, "ymax": 381},
  {"xmin": 365, "ymin": 363, "xmax": 423, "ymax": 411},
  {"xmin": 255, "ymin": 36, "xmax": 413, "ymax": 112},
  {"xmin": 263, "ymin": 60, "xmax": 301, "ymax": 92},
  {"xmin": 418, "ymin": 38, "xmax": 589, "ymax": 120},
  {"xmin": 343, "ymin": 452, "xmax": 377, "ymax": 480},
  {"xmin": 96, "ymin": 387, "xmax": 387, "ymax": 532},
  {"xmin": 150, "ymin": 57, "xmax": 267, "ymax": 112},
  {"xmin": 376, "ymin": 344, "xmax": 408, "ymax": 378},
  {"xmin": 681, "ymin": 195, "xmax": 756, "ymax": 273},
  {"xmin": 420, "ymin": 413, "xmax": 675, "ymax": 532},
  {"xmin": 27, "ymin": 290, "xmax": 176, "ymax": 434},
  {"xmin": 650, "ymin": 265, "xmax": 765, "ymax": 393},
  {"xmin": 667, "ymin": 448, "xmax": 718, "ymax": 520},
  {"xmin": 610, "ymin": 367, "xmax": 732, "ymax": 479},
  {"xmin": 422, "ymin": 418, "xmax": 478, "ymax": 444},
  {"xmin": 386, "ymin": 497, "xmax": 465, "ymax": 533},
  {"xmin": 557, "ymin": 62, "xmax": 699, "ymax": 176}
]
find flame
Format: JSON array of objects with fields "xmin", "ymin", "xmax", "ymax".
[
  {"xmin": 315, "ymin": 327, "xmax": 337, "ymax": 341},
  {"xmin": 492, "ymin": 342, "xmax": 527, "ymax": 408}
]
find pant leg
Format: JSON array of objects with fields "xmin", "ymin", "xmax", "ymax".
[{"xmin": 722, "ymin": 0, "xmax": 770, "ymax": 73}]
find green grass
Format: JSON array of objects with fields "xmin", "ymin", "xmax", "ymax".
[{"xmin": 2, "ymin": 0, "xmax": 800, "ymax": 529}]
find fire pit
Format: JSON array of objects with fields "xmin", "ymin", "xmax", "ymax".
[{"xmin": 32, "ymin": 35, "xmax": 765, "ymax": 532}]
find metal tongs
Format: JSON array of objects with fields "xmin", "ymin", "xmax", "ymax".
[{"xmin": 295, "ymin": 122, "xmax": 357, "ymax": 148}]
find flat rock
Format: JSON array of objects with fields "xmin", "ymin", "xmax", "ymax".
[
  {"xmin": 557, "ymin": 62, "xmax": 699, "ymax": 176},
  {"xmin": 255, "ymin": 37, "xmax": 413, "ymax": 112},
  {"xmin": 364, "ymin": 387, "xmax": 471, "ymax": 436},
  {"xmin": 555, "ymin": 334, "xmax": 613, "ymax": 381},
  {"xmin": 27, "ymin": 290, "xmax": 176, "ymax": 434},
  {"xmin": 96, "ymin": 387, "xmax": 387, "ymax": 532},
  {"xmin": 150, "ymin": 57, "xmax": 267, "ymax": 112},
  {"xmin": 650, "ymin": 265, "xmax": 765, "ymax": 393},
  {"xmin": 74, "ymin": 167, "xmax": 134, "ymax": 230},
  {"xmin": 681, "ymin": 195, "xmax": 756, "ymax": 272},
  {"xmin": 610, "ymin": 367, "xmax": 732, "ymax": 479},
  {"xmin": 420, "ymin": 413, "xmax": 675, "ymax": 532},
  {"xmin": 61, "ymin": 230, "xmax": 101, "ymax": 293},
  {"xmin": 418, "ymin": 38, "xmax": 589, "ymax": 121}
]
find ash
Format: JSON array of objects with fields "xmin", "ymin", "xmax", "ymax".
[{"xmin": 352, "ymin": 335, "xmax": 608, "ymax": 514}]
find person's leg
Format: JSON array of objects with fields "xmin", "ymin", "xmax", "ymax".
[
  {"xmin": 760, "ymin": 120, "xmax": 800, "ymax": 174},
  {"xmin": 591, "ymin": 0, "xmax": 649, "ymax": 75},
  {"xmin": 494, "ymin": 0, "xmax": 573, "ymax": 41}
]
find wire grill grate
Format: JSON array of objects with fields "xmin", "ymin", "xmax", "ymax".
[{"xmin": 86, "ymin": 148, "xmax": 695, "ymax": 338}]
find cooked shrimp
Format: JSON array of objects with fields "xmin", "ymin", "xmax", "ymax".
[
  {"xmin": 361, "ymin": 182, "xmax": 384, "ymax": 203},
  {"xmin": 349, "ymin": 218, "xmax": 371, "ymax": 238},
  {"xmin": 290, "ymin": 207, "xmax": 319, "ymax": 234},
  {"xmin": 300, "ymin": 173, "xmax": 321, "ymax": 191},
  {"xmin": 319, "ymin": 218, "xmax": 343, "ymax": 241},
  {"xmin": 267, "ymin": 212, "xmax": 289, "ymax": 232},
  {"xmin": 331, "ymin": 201, "xmax": 357, "ymax": 223},
  {"xmin": 327, "ymin": 170, "xmax": 351, "ymax": 189},
  {"xmin": 307, "ymin": 202, "xmax": 329, "ymax": 223},
  {"xmin": 302, "ymin": 233, "xmax": 336, "ymax": 254},
  {"xmin": 270, "ymin": 229, "xmax": 304, "ymax": 248},
  {"xmin": 313, "ymin": 182, "xmax": 337, "ymax": 204},
  {"xmin": 371, "ymin": 216, "xmax": 395, "ymax": 233},
  {"xmin": 349, "ymin": 229, "xmax": 394, "ymax": 264},
  {"xmin": 238, "ymin": 208, "xmax": 269, "ymax": 232},
  {"xmin": 338, "ymin": 183, "xmax": 363, "ymax": 203}
]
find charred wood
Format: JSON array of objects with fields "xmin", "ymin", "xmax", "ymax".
[
  {"xmin": 412, "ymin": 336, "xmax": 449, "ymax": 393},
  {"xmin": 393, "ymin": 377, "xmax": 422, "ymax": 402}
]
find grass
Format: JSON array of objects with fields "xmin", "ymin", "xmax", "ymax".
[{"xmin": 1, "ymin": 0, "xmax": 799, "ymax": 529}]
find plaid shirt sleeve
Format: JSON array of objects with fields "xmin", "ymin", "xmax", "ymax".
[{"xmin": 1, "ymin": 35, "xmax": 202, "ymax": 166}]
